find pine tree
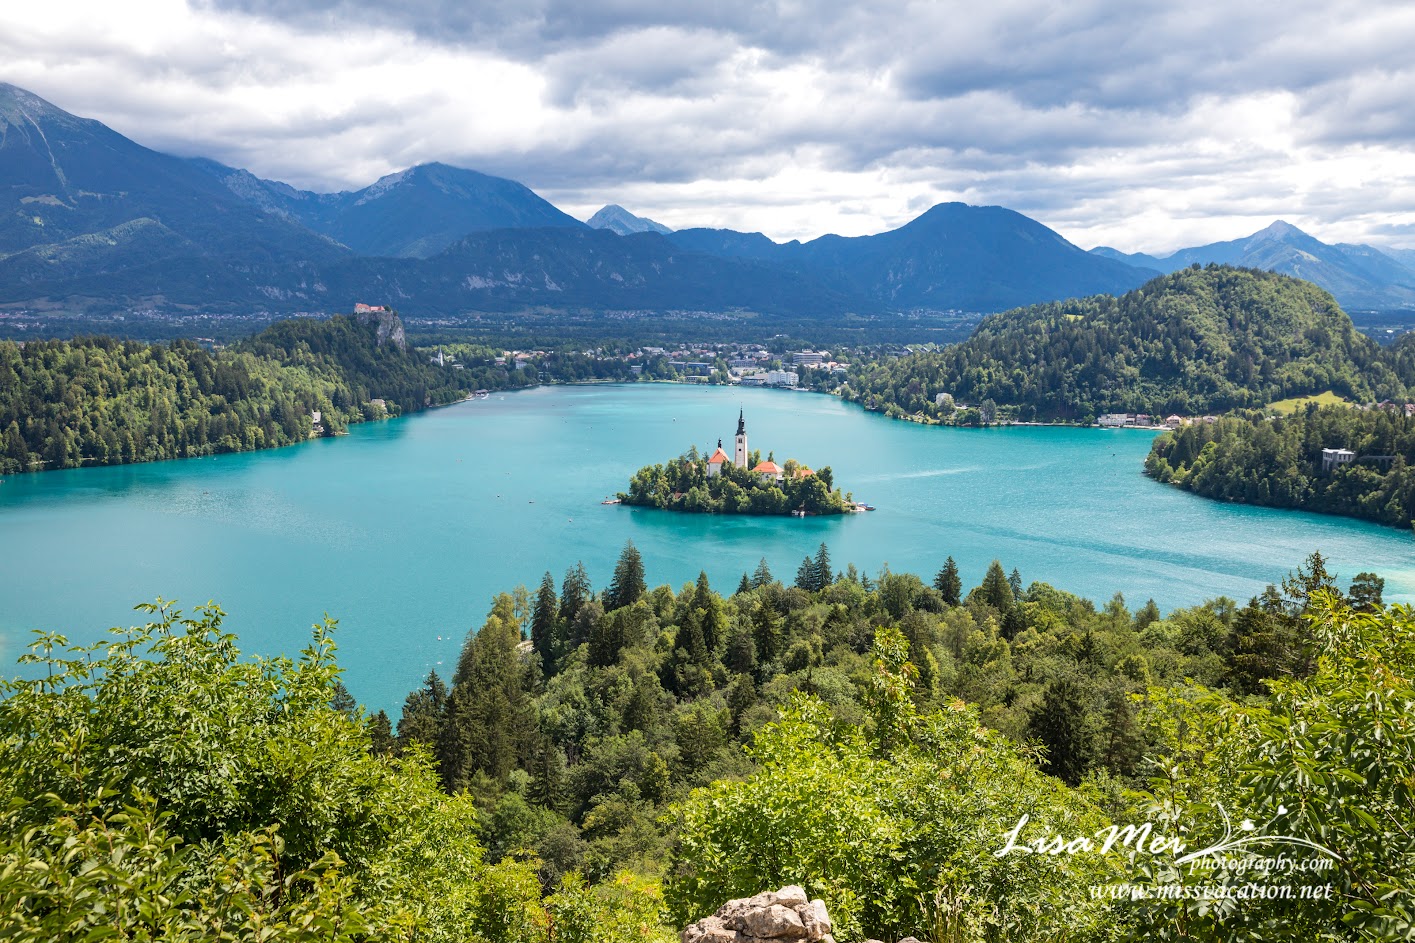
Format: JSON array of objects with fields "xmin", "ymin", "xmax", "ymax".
[
  {"xmin": 527, "ymin": 736, "xmax": 569, "ymax": 813},
  {"xmin": 1008, "ymin": 567, "xmax": 1024, "ymax": 600},
  {"xmin": 531, "ymin": 571, "xmax": 558, "ymax": 669},
  {"xmin": 934, "ymin": 556, "xmax": 962, "ymax": 606},
  {"xmin": 736, "ymin": 572, "xmax": 752, "ymax": 596},
  {"xmin": 605, "ymin": 540, "xmax": 647, "ymax": 611},
  {"xmin": 1028, "ymin": 676, "xmax": 1094, "ymax": 786},
  {"xmin": 752, "ymin": 596, "xmax": 784, "ymax": 667},
  {"xmin": 751, "ymin": 557, "xmax": 774, "ymax": 588},
  {"xmin": 368, "ymin": 710, "xmax": 396, "ymax": 756},
  {"xmin": 559, "ymin": 562, "xmax": 591, "ymax": 624},
  {"xmin": 667, "ymin": 610, "xmax": 713, "ymax": 698},
  {"xmin": 330, "ymin": 680, "xmax": 358, "ymax": 720},
  {"xmin": 813, "ymin": 542, "xmax": 833, "ymax": 590},
  {"xmin": 691, "ymin": 571, "xmax": 725, "ymax": 652},
  {"xmin": 725, "ymin": 622, "xmax": 757, "ymax": 674},
  {"xmin": 795, "ymin": 555, "xmax": 818, "ymax": 592},
  {"xmin": 979, "ymin": 559, "xmax": 1015, "ymax": 612},
  {"xmin": 440, "ymin": 598, "xmax": 535, "ymax": 790},
  {"xmin": 1001, "ymin": 604, "xmax": 1027, "ymax": 641},
  {"xmin": 1097, "ymin": 689, "xmax": 1142, "ymax": 779},
  {"xmin": 396, "ymin": 669, "xmax": 447, "ymax": 755}
]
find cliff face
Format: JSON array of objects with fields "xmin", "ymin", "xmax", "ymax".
[{"xmin": 356, "ymin": 309, "xmax": 407, "ymax": 351}]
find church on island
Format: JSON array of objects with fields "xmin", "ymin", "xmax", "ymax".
[{"xmin": 705, "ymin": 410, "xmax": 811, "ymax": 484}]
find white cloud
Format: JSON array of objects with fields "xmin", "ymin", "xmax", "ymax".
[{"xmin": 3, "ymin": 0, "xmax": 1415, "ymax": 250}]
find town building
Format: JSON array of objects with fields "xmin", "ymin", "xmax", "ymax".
[
  {"xmin": 765, "ymin": 370, "xmax": 799, "ymax": 387},
  {"xmin": 1321, "ymin": 448, "xmax": 1356, "ymax": 472}
]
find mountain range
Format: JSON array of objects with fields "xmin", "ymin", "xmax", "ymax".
[
  {"xmin": 1091, "ymin": 221, "xmax": 1415, "ymax": 310},
  {"xmin": 6, "ymin": 81, "xmax": 1408, "ymax": 322}
]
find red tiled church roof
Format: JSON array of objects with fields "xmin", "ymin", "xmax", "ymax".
[{"xmin": 708, "ymin": 447, "xmax": 730, "ymax": 464}]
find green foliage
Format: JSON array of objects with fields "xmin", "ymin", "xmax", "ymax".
[
  {"xmin": 1147, "ymin": 403, "xmax": 1415, "ymax": 527},
  {"xmin": 841, "ymin": 266, "xmax": 1408, "ymax": 422},
  {"xmin": 1131, "ymin": 594, "xmax": 1415, "ymax": 940},
  {"xmin": 665, "ymin": 695, "xmax": 1119, "ymax": 941},
  {"xmin": 0, "ymin": 312, "xmax": 490, "ymax": 474},
  {"xmin": 619, "ymin": 450, "xmax": 851, "ymax": 515}
]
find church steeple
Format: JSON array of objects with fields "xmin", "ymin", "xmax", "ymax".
[{"xmin": 733, "ymin": 409, "xmax": 748, "ymax": 468}]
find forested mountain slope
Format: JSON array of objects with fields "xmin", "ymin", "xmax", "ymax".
[
  {"xmin": 842, "ymin": 266, "xmax": 1409, "ymax": 421},
  {"xmin": 0, "ymin": 310, "xmax": 482, "ymax": 473}
]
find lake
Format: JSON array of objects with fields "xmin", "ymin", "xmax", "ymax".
[{"xmin": 1, "ymin": 383, "xmax": 1411, "ymax": 714}]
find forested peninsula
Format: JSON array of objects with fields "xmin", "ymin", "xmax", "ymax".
[
  {"xmin": 3, "ymin": 546, "xmax": 1410, "ymax": 941},
  {"xmin": 1147, "ymin": 403, "xmax": 1415, "ymax": 528},
  {"xmin": 0, "ymin": 310, "xmax": 495, "ymax": 474},
  {"xmin": 840, "ymin": 265, "xmax": 1410, "ymax": 423},
  {"xmin": 619, "ymin": 448, "xmax": 851, "ymax": 514}
]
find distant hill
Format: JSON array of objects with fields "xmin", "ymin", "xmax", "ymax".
[
  {"xmin": 1379, "ymin": 246, "xmax": 1415, "ymax": 275},
  {"xmin": 319, "ymin": 228, "xmax": 874, "ymax": 315},
  {"xmin": 586, "ymin": 204, "xmax": 672, "ymax": 235},
  {"xmin": 670, "ymin": 204, "xmax": 1157, "ymax": 312},
  {"xmin": 1092, "ymin": 221, "xmax": 1415, "ymax": 310},
  {"xmin": 843, "ymin": 266, "xmax": 1409, "ymax": 421},
  {"xmin": 193, "ymin": 160, "xmax": 586, "ymax": 258}
]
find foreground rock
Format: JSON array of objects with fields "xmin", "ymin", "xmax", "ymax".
[{"xmin": 681, "ymin": 886, "xmax": 834, "ymax": 943}]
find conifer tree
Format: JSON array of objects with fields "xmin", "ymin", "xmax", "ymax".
[
  {"xmin": 606, "ymin": 540, "xmax": 647, "ymax": 611},
  {"xmin": 559, "ymin": 562, "xmax": 591, "ymax": 624},
  {"xmin": 813, "ymin": 542, "xmax": 833, "ymax": 590},
  {"xmin": 1028, "ymin": 675, "xmax": 1094, "ymax": 786},
  {"xmin": 440, "ymin": 597, "xmax": 535, "ymax": 790},
  {"xmin": 368, "ymin": 709, "xmax": 395, "ymax": 756},
  {"xmin": 531, "ymin": 571, "xmax": 558, "ymax": 669},
  {"xmin": 690, "ymin": 569, "xmax": 724, "ymax": 651},
  {"xmin": 725, "ymin": 622, "xmax": 757, "ymax": 675},
  {"xmin": 934, "ymin": 556, "xmax": 962, "ymax": 606},
  {"xmin": 979, "ymin": 559, "xmax": 1015, "ymax": 612},
  {"xmin": 736, "ymin": 572, "xmax": 752, "ymax": 596},
  {"xmin": 396, "ymin": 669, "xmax": 447, "ymax": 755},
  {"xmin": 330, "ymin": 680, "xmax": 357, "ymax": 721},
  {"xmin": 751, "ymin": 557, "xmax": 774, "ymax": 588},
  {"xmin": 1008, "ymin": 567, "xmax": 1024, "ymax": 600},
  {"xmin": 795, "ymin": 556, "xmax": 818, "ymax": 592},
  {"xmin": 752, "ymin": 596, "xmax": 784, "ymax": 667}
]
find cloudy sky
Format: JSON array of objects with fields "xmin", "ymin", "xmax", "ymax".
[{"xmin": 4, "ymin": 0, "xmax": 1415, "ymax": 252}]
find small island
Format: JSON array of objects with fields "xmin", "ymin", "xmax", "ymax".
[{"xmin": 618, "ymin": 410, "xmax": 854, "ymax": 515}]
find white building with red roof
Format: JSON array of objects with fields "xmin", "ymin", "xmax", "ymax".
[
  {"xmin": 706, "ymin": 440, "xmax": 731, "ymax": 478},
  {"xmin": 752, "ymin": 459, "xmax": 783, "ymax": 482}
]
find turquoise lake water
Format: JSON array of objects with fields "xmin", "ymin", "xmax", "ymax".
[{"xmin": 1, "ymin": 383, "xmax": 1411, "ymax": 713}]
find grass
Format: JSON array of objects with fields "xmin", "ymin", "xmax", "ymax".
[{"xmin": 1266, "ymin": 390, "xmax": 1353, "ymax": 414}]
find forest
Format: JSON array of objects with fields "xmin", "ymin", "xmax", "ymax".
[
  {"xmin": 836, "ymin": 266, "xmax": 1411, "ymax": 423},
  {"xmin": 619, "ymin": 448, "xmax": 850, "ymax": 514},
  {"xmin": 1146, "ymin": 403, "xmax": 1415, "ymax": 528},
  {"xmin": 4, "ymin": 545, "xmax": 1410, "ymax": 941},
  {"xmin": 0, "ymin": 312, "xmax": 521, "ymax": 475}
]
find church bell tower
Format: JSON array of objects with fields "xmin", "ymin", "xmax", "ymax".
[{"xmin": 734, "ymin": 409, "xmax": 748, "ymax": 468}]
